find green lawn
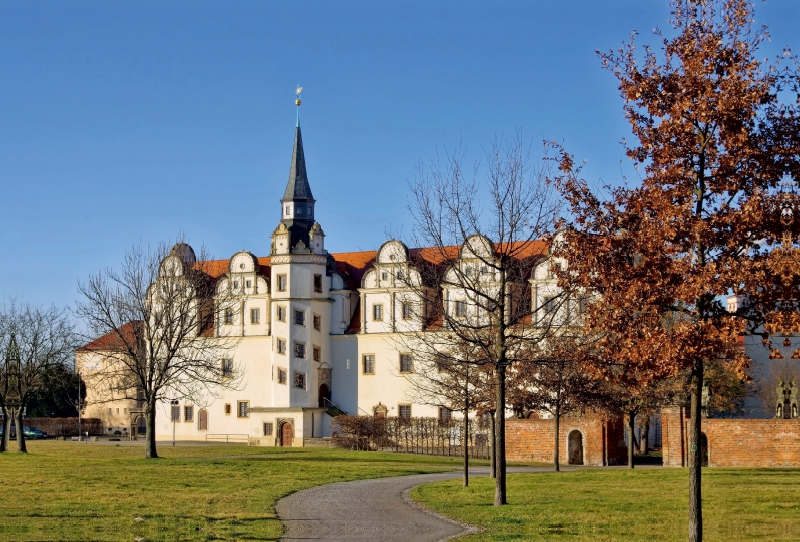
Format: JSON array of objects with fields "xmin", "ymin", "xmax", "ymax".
[
  {"xmin": 412, "ymin": 468, "xmax": 800, "ymax": 541},
  {"xmin": 0, "ymin": 441, "xmax": 468, "ymax": 541}
]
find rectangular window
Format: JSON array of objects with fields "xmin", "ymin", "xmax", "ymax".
[
  {"xmin": 314, "ymin": 274, "xmax": 322, "ymax": 293},
  {"xmin": 277, "ymin": 338, "xmax": 286, "ymax": 355},
  {"xmin": 542, "ymin": 295, "xmax": 557, "ymax": 315},
  {"xmin": 263, "ymin": 422, "xmax": 274, "ymax": 436},
  {"xmin": 399, "ymin": 353, "xmax": 413, "ymax": 373},
  {"xmin": 455, "ymin": 300, "xmax": 467, "ymax": 317},
  {"xmin": 439, "ymin": 406, "xmax": 452, "ymax": 424},
  {"xmin": 171, "ymin": 405, "xmax": 180, "ymax": 422},
  {"xmin": 294, "ymin": 342, "xmax": 306, "ymax": 359},
  {"xmin": 295, "ymin": 310, "xmax": 305, "ymax": 326},
  {"xmin": 363, "ymin": 354, "xmax": 375, "ymax": 375},
  {"xmin": 294, "ymin": 372, "xmax": 306, "ymax": 389},
  {"xmin": 402, "ymin": 302, "xmax": 412, "ymax": 320},
  {"xmin": 278, "ymin": 368, "xmax": 287, "ymax": 385},
  {"xmin": 237, "ymin": 401, "xmax": 249, "ymax": 418},
  {"xmin": 184, "ymin": 406, "xmax": 194, "ymax": 422},
  {"xmin": 396, "ymin": 270, "xmax": 404, "ymax": 280},
  {"xmin": 313, "ymin": 313, "xmax": 321, "ymax": 331},
  {"xmin": 277, "ymin": 305, "xmax": 286, "ymax": 321},
  {"xmin": 398, "ymin": 404, "xmax": 412, "ymax": 419},
  {"xmin": 224, "ymin": 403, "xmax": 231, "ymax": 415},
  {"xmin": 221, "ymin": 358, "xmax": 233, "ymax": 378},
  {"xmin": 246, "ymin": 279, "xmax": 252, "ymax": 289},
  {"xmin": 277, "ymin": 274, "xmax": 287, "ymax": 292},
  {"xmin": 373, "ymin": 304, "xmax": 384, "ymax": 321},
  {"xmin": 313, "ymin": 345, "xmax": 321, "ymax": 362},
  {"xmin": 251, "ymin": 308, "xmax": 260, "ymax": 324},
  {"xmin": 108, "ymin": 408, "xmax": 112, "ymax": 415},
  {"xmin": 224, "ymin": 308, "xmax": 234, "ymax": 324}
]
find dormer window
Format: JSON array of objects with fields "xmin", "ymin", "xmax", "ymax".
[{"xmin": 285, "ymin": 205, "xmax": 291, "ymax": 216}]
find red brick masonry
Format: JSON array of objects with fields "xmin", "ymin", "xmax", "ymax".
[
  {"xmin": 662, "ymin": 406, "xmax": 800, "ymax": 467},
  {"xmin": 506, "ymin": 416, "xmax": 627, "ymax": 466}
]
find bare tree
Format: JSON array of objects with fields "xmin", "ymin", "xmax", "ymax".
[
  {"xmin": 76, "ymin": 240, "xmax": 243, "ymax": 459},
  {"xmin": 403, "ymin": 343, "xmax": 494, "ymax": 486},
  {"xmin": 0, "ymin": 300, "xmax": 77, "ymax": 452},
  {"xmin": 397, "ymin": 131, "xmax": 563, "ymax": 505}
]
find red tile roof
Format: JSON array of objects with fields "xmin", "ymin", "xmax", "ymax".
[{"xmin": 77, "ymin": 321, "xmax": 141, "ymax": 353}]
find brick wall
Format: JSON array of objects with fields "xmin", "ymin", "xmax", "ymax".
[
  {"xmin": 506, "ymin": 416, "xmax": 627, "ymax": 466},
  {"xmin": 662, "ymin": 407, "xmax": 800, "ymax": 467}
]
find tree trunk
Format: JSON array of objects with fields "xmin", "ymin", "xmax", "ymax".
[
  {"xmin": 16, "ymin": 408, "xmax": 27, "ymax": 453},
  {"xmin": 638, "ymin": 418, "xmax": 650, "ymax": 455},
  {"xmin": 490, "ymin": 411, "xmax": 496, "ymax": 479},
  {"xmin": 494, "ymin": 363, "xmax": 507, "ymax": 506},
  {"xmin": 627, "ymin": 411, "xmax": 636, "ymax": 469},
  {"xmin": 463, "ymin": 401, "xmax": 469, "ymax": 487},
  {"xmin": 553, "ymin": 407, "xmax": 560, "ymax": 472},
  {"xmin": 145, "ymin": 400, "xmax": 159, "ymax": 459},
  {"xmin": 0, "ymin": 406, "xmax": 9, "ymax": 452},
  {"xmin": 689, "ymin": 359, "xmax": 704, "ymax": 542}
]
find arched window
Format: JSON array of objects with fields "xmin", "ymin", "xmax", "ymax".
[{"xmin": 198, "ymin": 409, "xmax": 208, "ymax": 431}]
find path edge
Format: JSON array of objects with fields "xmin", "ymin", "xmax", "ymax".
[{"xmin": 401, "ymin": 481, "xmax": 480, "ymax": 542}]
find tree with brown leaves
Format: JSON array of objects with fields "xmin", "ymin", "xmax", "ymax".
[{"xmin": 551, "ymin": 1, "xmax": 798, "ymax": 539}]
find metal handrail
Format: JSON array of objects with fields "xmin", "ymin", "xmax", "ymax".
[{"xmin": 205, "ymin": 433, "xmax": 249, "ymax": 444}]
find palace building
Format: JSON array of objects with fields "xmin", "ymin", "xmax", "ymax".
[{"xmin": 75, "ymin": 108, "xmax": 576, "ymax": 448}]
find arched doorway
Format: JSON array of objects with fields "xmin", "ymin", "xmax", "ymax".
[
  {"xmin": 568, "ymin": 430, "xmax": 584, "ymax": 465},
  {"xmin": 318, "ymin": 383, "xmax": 330, "ymax": 408},
  {"xmin": 280, "ymin": 422, "xmax": 293, "ymax": 447},
  {"xmin": 137, "ymin": 416, "xmax": 146, "ymax": 436}
]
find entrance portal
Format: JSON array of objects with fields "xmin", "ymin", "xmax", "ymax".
[
  {"xmin": 280, "ymin": 422, "xmax": 294, "ymax": 447},
  {"xmin": 568, "ymin": 430, "xmax": 584, "ymax": 465},
  {"xmin": 318, "ymin": 383, "xmax": 330, "ymax": 408}
]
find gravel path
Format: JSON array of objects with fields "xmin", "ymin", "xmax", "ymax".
[{"xmin": 276, "ymin": 467, "xmax": 548, "ymax": 542}]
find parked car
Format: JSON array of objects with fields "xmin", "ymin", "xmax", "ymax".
[{"xmin": 23, "ymin": 426, "xmax": 48, "ymax": 439}]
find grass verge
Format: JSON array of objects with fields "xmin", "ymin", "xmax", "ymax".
[
  {"xmin": 0, "ymin": 441, "xmax": 469, "ymax": 541},
  {"xmin": 412, "ymin": 467, "xmax": 800, "ymax": 541}
]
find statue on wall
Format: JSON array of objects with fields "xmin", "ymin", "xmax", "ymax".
[{"xmin": 775, "ymin": 380, "xmax": 799, "ymax": 419}]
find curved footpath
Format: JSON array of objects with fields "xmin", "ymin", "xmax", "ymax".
[{"xmin": 276, "ymin": 467, "xmax": 549, "ymax": 542}]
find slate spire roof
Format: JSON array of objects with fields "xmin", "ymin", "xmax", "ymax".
[{"xmin": 282, "ymin": 126, "xmax": 315, "ymax": 203}]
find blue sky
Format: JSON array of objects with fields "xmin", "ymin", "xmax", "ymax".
[{"xmin": 1, "ymin": 0, "xmax": 798, "ymax": 311}]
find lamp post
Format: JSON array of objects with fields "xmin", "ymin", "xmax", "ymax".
[
  {"xmin": 170, "ymin": 400, "xmax": 179, "ymax": 446},
  {"xmin": 77, "ymin": 372, "xmax": 82, "ymax": 441}
]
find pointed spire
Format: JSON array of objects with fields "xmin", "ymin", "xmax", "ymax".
[
  {"xmin": 282, "ymin": 123, "xmax": 315, "ymax": 202},
  {"xmin": 5, "ymin": 332, "xmax": 19, "ymax": 368}
]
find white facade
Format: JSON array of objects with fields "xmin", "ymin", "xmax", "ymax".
[{"xmin": 77, "ymin": 123, "xmax": 555, "ymax": 445}]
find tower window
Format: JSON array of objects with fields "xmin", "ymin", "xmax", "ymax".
[
  {"xmin": 294, "ymin": 372, "xmax": 306, "ymax": 389},
  {"xmin": 285, "ymin": 205, "xmax": 291, "ymax": 215},
  {"xmin": 313, "ymin": 313, "xmax": 321, "ymax": 331},
  {"xmin": 313, "ymin": 345, "xmax": 321, "ymax": 362},
  {"xmin": 402, "ymin": 302, "xmax": 413, "ymax": 320},
  {"xmin": 278, "ymin": 368, "xmax": 287, "ymax": 384},
  {"xmin": 224, "ymin": 309, "xmax": 234, "ymax": 324},
  {"xmin": 295, "ymin": 342, "xmax": 306, "ymax": 359},
  {"xmin": 250, "ymin": 308, "xmax": 260, "ymax": 324},
  {"xmin": 277, "ymin": 306, "xmax": 286, "ymax": 321},
  {"xmin": 277, "ymin": 338, "xmax": 286, "ymax": 355},
  {"xmin": 277, "ymin": 275, "xmax": 287, "ymax": 291},
  {"xmin": 314, "ymin": 274, "xmax": 322, "ymax": 293},
  {"xmin": 373, "ymin": 304, "xmax": 384, "ymax": 321},
  {"xmin": 455, "ymin": 300, "xmax": 467, "ymax": 317},
  {"xmin": 294, "ymin": 310, "xmax": 305, "ymax": 326}
]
